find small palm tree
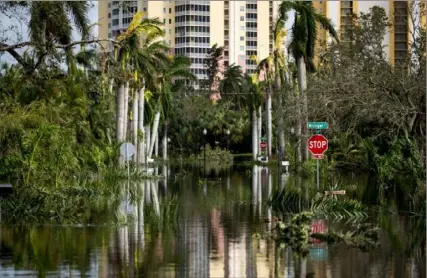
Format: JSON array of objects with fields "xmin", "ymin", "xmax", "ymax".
[
  {"xmin": 279, "ymin": 1, "xmax": 339, "ymax": 162},
  {"xmin": 219, "ymin": 64, "xmax": 246, "ymax": 110}
]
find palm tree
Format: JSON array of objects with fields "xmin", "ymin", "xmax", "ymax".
[
  {"xmin": 270, "ymin": 17, "xmax": 288, "ymax": 162},
  {"xmin": 1, "ymin": 2, "xmax": 91, "ymax": 75},
  {"xmin": 113, "ymin": 12, "xmax": 168, "ymax": 164},
  {"xmin": 252, "ymin": 54, "xmax": 274, "ymax": 158},
  {"xmin": 279, "ymin": 1, "xmax": 339, "ymax": 162},
  {"xmin": 242, "ymin": 74, "xmax": 263, "ymax": 161},
  {"xmin": 147, "ymin": 55, "xmax": 195, "ymax": 160},
  {"xmin": 219, "ymin": 64, "xmax": 246, "ymax": 110}
]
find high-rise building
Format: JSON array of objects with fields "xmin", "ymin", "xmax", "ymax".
[
  {"xmin": 98, "ymin": 1, "xmax": 281, "ymax": 82},
  {"xmin": 313, "ymin": 1, "xmax": 426, "ymax": 67}
]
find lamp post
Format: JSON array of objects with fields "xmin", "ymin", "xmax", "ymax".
[{"xmin": 226, "ymin": 129, "xmax": 230, "ymax": 151}]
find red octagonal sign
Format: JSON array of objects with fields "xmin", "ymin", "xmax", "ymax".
[{"xmin": 307, "ymin": 134, "xmax": 328, "ymax": 156}]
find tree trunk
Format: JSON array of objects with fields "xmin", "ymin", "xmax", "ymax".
[
  {"xmin": 252, "ymin": 109, "xmax": 258, "ymax": 161},
  {"xmin": 155, "ymin": 132, "xmax": 159, "ymax": 157},
  {"xmin": 277, "ymin": 91, "xmax": 286, "ymax": 161},
  {"xmin": 116, "ymin": 83, "xmax": 125, "ymax": 142},
  {"xmin": 295, "ymin": 86, "xmax": 302, "ymax": 165},
  {"xmin": 123, "ymin": 82, "xmax": 130, "ymax": 141},
  {"xmin": 266, "ymin": 88, "xmax": 272, "ymax": 157},
  {"xmin": 162, "ymin": 123, "xmax": 168, "ymax": 161},
  {"xmin": 132, "ymin": 91, "xmax": 139, "ymax": 162},
  {"xmin": 257, "ymin": 106, "xmax": 262, "ymax": 155},
  {"xmin": 108, "ymin": 78, "xmax": 114, "ymax": 95},
  {"xmin": 148, "ymin": 112, "xmax": 161, "ymax": 159},
  {"xmin": 296, "ymin": 57, "xmax": 308, "ymax": 162},
  {"xmin": 137, "ymin": 87, "xmax": 145, "ymax": 164},
  {"xmin": 145, "ymin": 125, "xmax": 151, "ymax": 162}
]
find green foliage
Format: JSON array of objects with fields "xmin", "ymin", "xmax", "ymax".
[{"xmin": 188, "ymin": 145, "xmax": 233, "ymax": 164}]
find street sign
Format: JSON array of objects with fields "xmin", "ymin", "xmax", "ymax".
[
  {"xmin": 307, "ymin": 122, "xmax": 328, "ymax": 130},
  {"xmin": 307, "ymin": 134, "xmax": 328, "ymax": 156},
  {"xmin": 313, "ymin": 154, "xmax": 324, "ymax": 160},
  {"xmin": 260, "ymin": 141, "xmax": 267, "ymax": 149},
  {"xmin": 120, "ymin": 142, "xmax": 135, "ymax": 161}
]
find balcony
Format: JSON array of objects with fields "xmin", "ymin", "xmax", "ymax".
[
  {"xmin": 246, "ymin": 17, "xmax": 257, "ymax": 23},
  {"xmin": 176, "ymin": 31, "xmax": 210, "ymax": 37},
  {"xmin": 246, "ymin": 27, "xmax": 257, "ymax": 32},
  {"xmin": 246, "ymin": 45, "xmax": 257, "ymax": 50},
  {"xmin": 175, "ymin": 10, "xmax": 210, "ymax": 16},
  {"xmin": 175, "ymin": 21, "xmax": 210, "ymax": 27}
]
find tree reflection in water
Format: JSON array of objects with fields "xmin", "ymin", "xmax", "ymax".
[{"xmin": 0, "ymin": 165, "xmax": 424, "ymax": 278}]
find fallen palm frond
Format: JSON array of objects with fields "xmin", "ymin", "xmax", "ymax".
[{"xmin": 311, "ymin": 195, "xmax": 368, "ymax": 223}]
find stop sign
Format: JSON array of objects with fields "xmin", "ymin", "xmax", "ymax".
[
  {"xmin": 307, "ymin": 134, "xmax": 328, "ymax": 156},
  {"xmin": 260, "ymin": 142, "xmax": 267, "ymax": 149}
]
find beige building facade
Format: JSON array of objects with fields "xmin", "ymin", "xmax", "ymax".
[
  {"xmin": 313, "ymin": 0, "xmax": 426, "ymax": 67},
  {"xmin": 98, "ymin": 0, "xmax": 281, "ymax": 81}
]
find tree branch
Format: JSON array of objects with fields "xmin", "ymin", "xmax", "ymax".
[{"xmin": 0, "ymin": 39, "xmax": 120, "ymax": 52}]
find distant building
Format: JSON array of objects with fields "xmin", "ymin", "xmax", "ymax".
[
  {"xmin": 313, "ymin": 1, "xmax": 427, "ymax": 67},
  {"xmin": 98, "ymin": 0, "xmax": 281, "ymax": 85}
]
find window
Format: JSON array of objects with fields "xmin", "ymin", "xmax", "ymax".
[
  {"xmin": 143, "ymin": 7, "xmax": 147, "ymax": 11},
  {"xmin": 240, "ymin": 36, "xmax": 244, "ymax": 41},
  {"xmin": 163, "ymin": 18, "xmax": 166, "ymax": 23},
  {"xmin": 108, "ymin": 23, "xmax": 111, "ymax": 28},
  {"xmin": 108, "ymin": 13, "xmax": 111, "ymax": 18},
  {"xmin": 163, "ymin": 8, "xmax": 166, "ymax": 13},
  {"xmin": 240, "ymin": 26, "xmax": 244, "ymax": 31},
  {"xmin": 240, "ymin": 6, "xmax": 244, "ymax": 11},
  {"xmin": 108, "ymin": 3, "xmax": 111, "ymax": 8},
  {"xmin": 112, "ymin": 9, "xmax": 119, "ymax": 15},
  {"xmin": 169, "ymin": 29, "xmax": 172, "ymax": 34},
  {"xmin": 112, "ymin": 19, "xmax": 119, "ymax": 26},
  {"xmin": 169, "ymin": 18, "xmax": 172, "ymax": 24},
  {"xmin": 240, "ymin": 45, "xmax": 244, "ymax": 51},
  {"xmin": 240, "ymin": 16, "xmax": 244, "ymax": 21},
  {"xmin": 108, "ymin": 33, "xmax": 112, "ymax": 38},
  {"xmin": 169, "ymin": 40, "xmax": 171, "ymax": 45},
  {"xmin": 169, "ymin": 8, "xmax": 172, "ymax": 13}
]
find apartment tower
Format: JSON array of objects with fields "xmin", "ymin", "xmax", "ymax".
[
  {"xmin": 98, "ymin": 0, "xmax": 281, "ymax": 82},
  {"xmin": 313, "ymin": 1, "xmax": 426, "ymax": 67}
]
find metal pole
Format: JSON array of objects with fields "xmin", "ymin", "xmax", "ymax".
[{"xmin": 316, "ymin": 159, "xmax": 319, "ymax": 191}]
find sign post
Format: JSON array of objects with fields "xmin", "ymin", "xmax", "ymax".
[{"xmin": 307, "ymin": 134, "xmax": 328, "ymax": 191}]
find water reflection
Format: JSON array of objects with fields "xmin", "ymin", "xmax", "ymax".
[{"xmin": 0, "ymin": 165, "xmax": 424, "ymax": 278}]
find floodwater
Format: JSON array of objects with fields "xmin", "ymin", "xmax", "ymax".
[{"xmin": 0, "ymin": 164, "xmax": 425, "ymax": 278}]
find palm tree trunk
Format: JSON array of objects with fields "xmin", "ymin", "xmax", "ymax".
[
  {"xmin": 155, "ymin": 132, "xmax": 159, "ymax": 157},
  {"xmin": 252, "ymin": 109, "xmax": 258, "ymax": 161},
  {"xmin": 148, "ymin": 112, "xmax": 161, "ymax": 159},
  {"xmin": 137, "ymin": 87, "xmax": 145, "ymax": 164},
  {"xmin": 257, "ymin": 106, "xmax": 262, "ymax": 155},
  {"xmin": 132, "ymin": 91, "xmax": 138, "ymax": 160},
  {"xmin": 277, "ymin": 91, "xmax": 285, "ymax": 161},
  {"xmin": 108, "ymin": 78, "xmax": 114, "ymax": 95},
  {"xmin": 266, "ymin": 88, "xmax": 273, "ymax": 158},
  {"xmin": 295, "ymin": 85, "xmax": 302, "ymax": 165},
  {"xmin": 162, "ymin": 122, "xmax": 168, "ymax": 161},
  {"xmin": 123, "ymin": 82, "xmax": 130, "ymax": 140},
  {"xmin": 296, "ymin": 57, "xmax": 308, "ymax": 162},
  {"xmin": 116, "ymin": 83, "xmax": 125, "ymax": 142},
  {"xmin": 145, "ymin": 125, "xmax": 151, "ymax": 162}
]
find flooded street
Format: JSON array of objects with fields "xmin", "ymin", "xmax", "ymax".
[{"xmin": 0, "ymin": 165, "xmax": 424, "ymax": 278}]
